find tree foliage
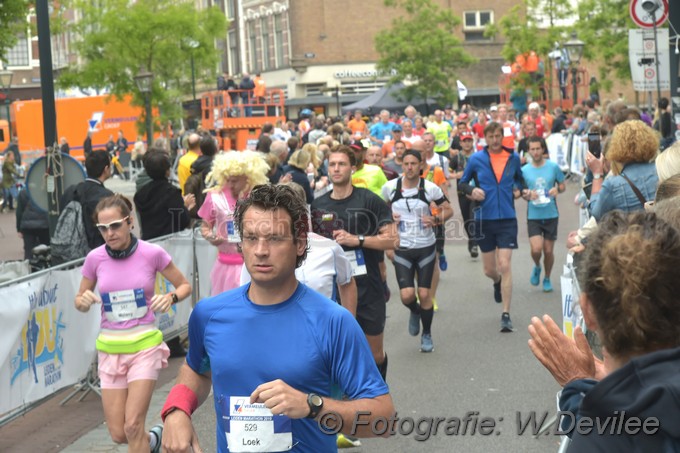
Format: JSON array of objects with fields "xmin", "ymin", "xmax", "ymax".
[
  {"xmin": 485, "ymin": 0, "xmax": 575, "ymax": 94},
  {"xmin": 488, "ymin": 0, "xmax": 631, "ymax": 94},
  {"xmin": 58, "ymin": 0, "xmax": 227, "ymax": 130},
  {"xmin": 0, "ymin": 0, "xmax": 30, "ymax": 63},
  {"xmin": 375, "ymin": 0, "xmax": 476, "ymax": 105},
  {"xmin": 574, "ymin": 0, "xmax": 630, "ymax": 92}
]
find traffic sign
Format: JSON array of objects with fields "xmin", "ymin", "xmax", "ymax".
[
  {"xmin": 629, "ymin": 0, "xmax": 669, "ymax": 28},
  {"xmin": 628, "ymin": 28, "xmax": 670, "ymax": 91}
]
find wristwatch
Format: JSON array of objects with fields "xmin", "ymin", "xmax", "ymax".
[
  {"xmin": 358, "ymin": 235, "xmax": 365, "ymax": 248},
  {"xmin": 593, "ymin": 173, "xmax": 602, "ymax": 180},
  {"xmin": 306, "ymin": 393, "xmax": 324, "ymax": 419},
  {"xmin": 170, "ymin": 293, "xmax": 179, "ymax": 304}
]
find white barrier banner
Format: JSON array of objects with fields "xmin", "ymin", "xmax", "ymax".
[
  {"xmin": 546, "ymin": 134, "xmax": 570, "ymax": 171},
  {"xmin": 0, "ymin": 268, "xmax": 99, "ymax": 414},
  {"xmin": 0, "ymin": 232, "xmax": 208, "ymax": 416},
  {"xmin": 154, "ymin": 235, "xmax": 195, "ymax": 337},
  {"xmin": 570, "ymin": 135, "xmax": 586, "ymax": 177},
  {"xmin": 194, "ymin": 232, "xmax": 219, "ymax": 300}
]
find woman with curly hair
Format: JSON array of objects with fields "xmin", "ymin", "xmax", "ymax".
[
  {"xmin": 198, "ymin": 151, "xmax": 269, "ymax": 296},
  {"xmin": 529, "ymin": 211, "xmax": 680, "ymax": 450},
  {"xmin": 586, "ymin": 120, "xmax": 658, "ymax": 221}
]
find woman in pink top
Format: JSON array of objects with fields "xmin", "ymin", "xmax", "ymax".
[
  {"xmin": 75, "ymin": 194, "xmax": 191, "ymax": 452},
  {"xmin": 198, "ymin": 151, "xmax": 269, "ymax": 296}
]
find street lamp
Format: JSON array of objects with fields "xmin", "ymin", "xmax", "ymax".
[
  {"xmin": 134, "ymin": 68, "xmax": 154, "ymax": 146},
  {"xmin": 0, "ymin": 68, "xmax": 14, "ymax": 138},
  {"xmin": 184, "ymin": 39, "xmax": 200, "ymax": 102},
  {"xmin": 642, "ymin": 0, "xmax": 662, "ymax": 108},
  {"xmin": 564, "ymin": 32, "xmax": 585, "ymax": 107}
]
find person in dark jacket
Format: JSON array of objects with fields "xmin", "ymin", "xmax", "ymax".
[
  {"xmin": 16, "ymin": 188, "xmax": 50, "ymax": 259},
  {"xmin": 60, "ymin": 137, "xmax": 70, "ymax": 155},
  {"xmin": 133, "ymin": 149, "xmax": 190, "ymax": 240},
  {"xmin": 60, "ymin": 150, "xmax": 113, "ymax": 250},
  {"xmin": 528, "ymin": 210, "xmax": 680, "ymax": 452},
  {"xmin": 238, "ymin": 72, "xmax": 255, "ymax": 117},
  {"xmin": 184, "ymin": 134, "xmax": 217, "ymax": 218},
  {"xmin": 83, "ymin": 131, "xmax": 93, "ymax": 158},
  {"xmin": 281, "ymin": 147, "xmax": 315, "ymax": 204}
]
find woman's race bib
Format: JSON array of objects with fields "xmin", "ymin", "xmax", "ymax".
[{"xmin": 101, "ymin": 288, "xmax": 147, "ymax": 322}]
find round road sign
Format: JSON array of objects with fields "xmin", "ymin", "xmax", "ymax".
[
  {"xmin": 630, "ymin": 0, "xmax": 669, "ymax": 28},
  {"xmin": 644, "ymin": 67, "xmax": 655, "ymax": 79}
]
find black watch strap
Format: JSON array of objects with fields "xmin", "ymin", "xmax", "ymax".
[{"xmin": 306, "ymin": 393, "xmax": 324, "ymax": 419}]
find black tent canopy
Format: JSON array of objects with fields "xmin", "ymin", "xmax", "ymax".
[{"xmin": 341, "ymin": 83, "xmax": 436, "ymax": 114}]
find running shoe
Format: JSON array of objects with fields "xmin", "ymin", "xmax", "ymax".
[
  {"xmin": 421, "ymin": 333, "xmax": 434, "ymax": 352},
  {"xmin": 500, "ymin": 312, "xmax": 514, "ymax": 333},
  {"xmin": 337, "ymin": 434, "xmax": 362, "ymax": 448},
  {"xmin": 439, "ymin": 254, "xmax": 448, "ymax": 271},
  {"xmin": 493, "ymin": 277, "xmax": 502, "ymax": 303},
  {"xmin": 543, "ymin": 277, "xmax": 553, "ymax": 293},
  {"xmin": 150, "ymin": 424, "xmax": 163, "ymax": 453},
  {"xmin": 469, "ymin": 244, "xmax": 479, "ymax": 258},
  {"xmin": 409, "ymin": 311, "xmax": 421, "ymax": 336},
  {"xmin": 530, "ymin": 266, "xmax": 541, "ymax": 286}
]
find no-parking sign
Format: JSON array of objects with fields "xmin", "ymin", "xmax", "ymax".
[
  {"xmin": 629, "ymin": 0, "xmax": 669, "ymax": 28},
  {"xmin": 628, "ymin": 28, "xmax": 670, "ymax": 91}
]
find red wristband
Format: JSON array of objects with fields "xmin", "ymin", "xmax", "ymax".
[{"xmin": 161, "ymin": 384, "xmax": 199, "ymax": 422}]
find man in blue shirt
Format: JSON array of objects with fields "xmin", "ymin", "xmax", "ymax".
[
  {"xmin": 160, "ymin": 184, "xmax": 393, "ymax": 452},
  {"xmin": 369, "ymin": 110, "xmax": 396, "ymax": 146},
  {"xmin": 521, "ymin": 137, "xmax": 565, "ymax": 293}
]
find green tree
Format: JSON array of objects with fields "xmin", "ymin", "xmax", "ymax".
[
  {"xmin": 0, "ymin": 0, "xmax": 30, "ymax": 63},
  {"xmin": 58, "ymin": 0, "xmax": 227, "ymax": 131},
  {"xmin": 489, "ymin": 0, "xmax": 631, "ymax": 95},
  {"xmin": 485, "ymin": 0, "xmax": 575, "ymax": 97},
  {"xmin": 574, "ymin": 0, "xmax": 630, "ymax": 93},
  {"xmin": 375, "ymin": 0, "xmax": 476, "ymax": 106}
]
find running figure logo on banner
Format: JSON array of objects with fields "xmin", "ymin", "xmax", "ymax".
[{"xmin": 11, "ymin": 284, "xmax": 66, "ymax": 386}]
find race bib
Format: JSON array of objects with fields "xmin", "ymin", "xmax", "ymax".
[
  {"xmin": 222, "ymin": 397, "xmax": 292, "ymax": 452},
  {"xmin": 345, "ymin": 249, "xmax": 367, "ymax": 276},
  {"xmin": 532, "ymin": 190, "xmax": 551, "ymax": 206},
  {"xmin": 226, "ymin": 220, "xmax": 241, "ymax": 243},
  {"xmin": 101, "ymin": 288, "xmax": 147, "ymax": 322}
]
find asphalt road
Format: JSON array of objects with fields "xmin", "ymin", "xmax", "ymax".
[{"xmin": 188, "ymin": 179, "xmax": 582, "ymax": 453}]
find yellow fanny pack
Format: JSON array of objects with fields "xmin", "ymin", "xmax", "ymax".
[{"xmin": 96, "ymin": 328, "xmax": 163, "ymax": 354}]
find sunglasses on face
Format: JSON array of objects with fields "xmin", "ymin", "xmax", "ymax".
[{"xmin": 96, "ymin": 216, "xmax": 129, "ymax": 233}]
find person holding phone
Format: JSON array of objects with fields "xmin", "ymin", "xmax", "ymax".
[
  {"xmin": 586, "ymin": 120, "xmax": 658, "ymax": 221},
  {"xmin": 75, "ymin": 194, "xmax": 191, "ymax": 453}
]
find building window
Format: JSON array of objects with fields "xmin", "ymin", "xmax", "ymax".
[
  {"xmin": 228, "ymin": 29, "xmax": 239, "ymax": 76},
  {"xmin": 7, "ymin": 35, "xmax": 30, "ymax": 67},
  {"xmin": 463, "ymin": 10, "xmax": 493, "ymax": 30},
  {"xmin": 226, "ymin": 0, "xmax": 235, "ymax": 18},
  {"xmin": 274, "ymin": 14, "xmax": 284, "ymax": 68},
  {"xmin": 261, "ymin": 17, "xmax": 270, "ymax": 70},
  {"xmin": 248, "ymin": 21, "xmax": 258, "ymax": 73}
]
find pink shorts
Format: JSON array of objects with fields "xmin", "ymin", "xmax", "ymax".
[{"xmin": 98, "ymin": 342, "xmax": 170, "ymax": 389}]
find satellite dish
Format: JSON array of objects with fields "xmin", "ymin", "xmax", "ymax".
[{"xmin": 25, "ymin": 154, "xmax": 86, "ymax": 213}]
